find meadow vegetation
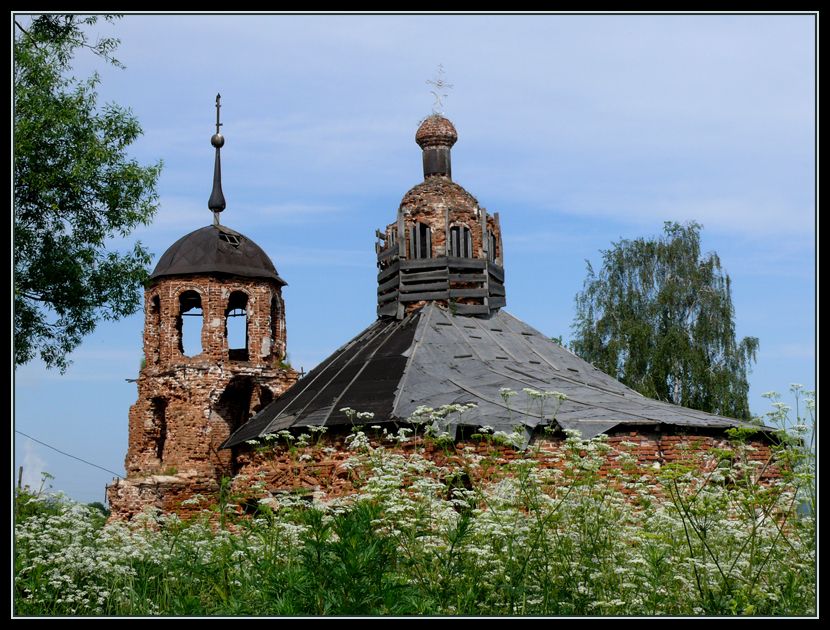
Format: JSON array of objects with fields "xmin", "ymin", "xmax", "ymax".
[{"xmin": 14, "ymin": 386, "xmax": 815, "ymax": 616}]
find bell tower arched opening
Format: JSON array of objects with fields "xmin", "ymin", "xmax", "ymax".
[
  {"xmin": 226, "ymin": 290, "xmax": 249, "ymax": 361},
  {"xmin": 177, "ymin": 290, "xmax": 204, "ymax": 357}
]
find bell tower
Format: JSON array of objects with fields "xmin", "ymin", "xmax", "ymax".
[{"xmin": 108, "ymin": 96, "xmax": 298, "ymax": 518}]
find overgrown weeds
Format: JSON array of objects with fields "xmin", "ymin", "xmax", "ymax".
[{"xmin": 14, "ymin": 390, "xmax": 815, "ymax": 616}]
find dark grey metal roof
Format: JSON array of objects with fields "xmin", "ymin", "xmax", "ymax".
[
  {"xmin": 224, "ymin": 304, "xmax": 757, "ymax": 448},
  {"xmin": 150, "ymin": 225, "xmax": 286, "ymax": 284}
]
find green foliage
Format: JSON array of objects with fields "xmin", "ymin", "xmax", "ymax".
[
  {"xmin": 14, "ymin": 472, "xmax": 60, "ymax": 523},
  {"xmin": 14, "ymin": 15, "xmax": 162, "ymax": 371},
  {"xmin": 571, "ymin": 221, "xmax": 759, "ymax": 419},
  {"xmin": 14, "ymin": 392, "xmax": 815, "ymax": 616}
]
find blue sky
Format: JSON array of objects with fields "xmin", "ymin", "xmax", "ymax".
[{"xmin": 13, "ymin": 13, "xmax": 816, "ymax": 503}]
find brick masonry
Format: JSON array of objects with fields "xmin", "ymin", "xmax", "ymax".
[
  {"xmin": 108, "ymin": 273, "xmax": 298, "ymax": 520},
  {"xmin": 112, "ymin": 427, "xmax": 778, "ymax": 520},
  {"xmin": 384, "ymin": 178, "xmax": 501, "ymax": 263},
  {"xmin": 229, "ymin": 430, "xmax": 779, "ymax": 503}
]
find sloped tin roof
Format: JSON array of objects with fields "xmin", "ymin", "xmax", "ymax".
[{"xmin": 224, "ymin": 303, "xmax": 753, "ymax": 448}]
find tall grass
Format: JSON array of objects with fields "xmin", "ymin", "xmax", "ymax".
[{"xmin": 14, "ymin": 388, "xmax": 815, "ymax": 616}]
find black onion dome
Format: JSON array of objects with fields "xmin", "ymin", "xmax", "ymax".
[{"xmin": 150, "ymin": 225, "xmax": 286, "ymax": 285}]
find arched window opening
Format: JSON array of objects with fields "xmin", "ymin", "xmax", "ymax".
[
  {"xmin": 450, "ymin": 225, "xmax": 473, "ymax": 258},
  {"xmin": 226, "ymin": 291, "xmax": 249, "ymax": 361},
  {"xmin": 151, "ymin": 397, "xmax": 168, "ymax": 462},
  {"xmin": 149, "ymin": 295, "xmax": 161, "ymax": 365},
  {"xmin": 409, "ymin": 222, "xmax": 432, "ymax": 259},
  {"xmin": 487, "ymin": 229, "xmax": 498, "ymax": 263},
  {"xmin": 177, "ymin": 290, "xmax": 203, "ymax": 357}
]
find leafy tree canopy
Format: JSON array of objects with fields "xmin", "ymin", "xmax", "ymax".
[
  {"xmin": 14, "ymin": 15, "xmax": 162, "ymax": 371},
  {"xmin": 571, "ymin": 221, "xmax": 759, "ymax": 420}
]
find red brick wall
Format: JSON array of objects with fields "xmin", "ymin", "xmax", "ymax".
[
  {"xmin": 110, "ymin": 426, "xmax": 779, "ymax": 521},
  {"xmin": 143, "ymin": 274, "xmax": 287, "ymax": 368},
  {"xmin": 384, "ymin": 179, "xmax": 502, "ymax": 263},
  {"xmin": 108, "ymin": 274, "xmax": 298, "ymax": 520},
  {"xmin": 224, "ymin": 428, "xmax": 779, "ymax": 510}
]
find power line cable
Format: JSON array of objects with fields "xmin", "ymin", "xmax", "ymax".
[{"xmin": 15, "ymin": 430, "xmax": 124, "ymax": 479}]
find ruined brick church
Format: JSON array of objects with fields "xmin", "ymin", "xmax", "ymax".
[{"xmin": 107, "ymin": 97, "xmax": 770, "ymax": 518}]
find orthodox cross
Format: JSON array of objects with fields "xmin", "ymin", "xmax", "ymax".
[
  {"xmin": 426, "ymin": 64, "xmax": 453, "ymax": 115},
  {"xmin": 214, "ymin": 93, "xmax": 222, "ymax": 135}
]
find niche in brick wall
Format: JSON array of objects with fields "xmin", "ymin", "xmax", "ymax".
[{"xmin": 151, "ymin": 397, "xmax": 168, "ymax": 463}]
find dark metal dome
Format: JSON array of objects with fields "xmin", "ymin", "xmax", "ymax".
[{"xmin": 149, "ymin": 224, "xmax": 286, "ymax": 284}]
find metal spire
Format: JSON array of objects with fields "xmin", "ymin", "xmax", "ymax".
[{"xmin": 208, "ymin": 93, "xmax": 226, "ymax": 225}]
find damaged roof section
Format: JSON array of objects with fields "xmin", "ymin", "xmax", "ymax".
[{"xmin": 223, "ymin": 303, "xmax": 753, "ymax": 448}]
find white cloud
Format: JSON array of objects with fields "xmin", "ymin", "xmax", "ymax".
[{"xmin": 20, "ymin": 442, "xmax": 48, "ymax": 491}]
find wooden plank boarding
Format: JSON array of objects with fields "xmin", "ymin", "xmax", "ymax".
[
  {"xmin": 488, "ymin": 264, "xmax": 504, "ymax": 282},
  {"xmin": 377, "ymin": 247, "xmax": 398, "ymax": 263},
  {"xmin": 401, "ymin": 256, "xmax": 454, "ymax": 270},
  {"xmin": 378, "ymin": 290, "xmax": 399, "ymax": 304},
  {"xmin": 446, "ymin": 257, "xmax": 486, "ymax": 269},
  {"xmin": 400, "ymin": 269, "xmax": 449, "ymax": 283},
  {"xmin": 378, "ymin": 260, "xmax": 399, "ymax": 282},
  {"xmin": 489, "ymin": 282, "xmax": 506, "ymax": 297},
  {"xmin": 397, "ymin": 212, "xmax": 406, "ymax": 259},
  {"xmin": 377, "ymin": 274, "xmax": 400, "ymax": 294},
  {"xmin": 452, "ymin": 303, "xmax": 490, "ymax": 315},
  {"xmin": 399, "ymin": 290, "xmax": 450, "ymax": 301},
  {"xmin": 449, "ymin": 273, "xmax": 486, "ymax": 283},
  {"xmin": 378, "ymin": 302, "xmax": 398, "ymax": 317},
  {"xmin": 444, "ymin": 206, "xmax": 450, "ymax": 257},
  {"xmin": 493, "ymin": 212, "xmax": 502, "ymax": 265},
  {"xmin": 400, "ymin": 281, "xmax": 450, "ymax": 294},
  {"xmin": 450, "ymin": 288, "xmax": 488, "ymax": 298}
]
